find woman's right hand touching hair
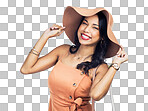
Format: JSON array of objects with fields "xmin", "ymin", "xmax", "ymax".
[
  {"xmin": 20, "ymin": 24, "xmax": 66, "ymax": 74},
  {"xmin": 43, "ymin": 24, "xmax": 65, "ymax": 38}
]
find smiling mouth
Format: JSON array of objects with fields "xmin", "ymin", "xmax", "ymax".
[{"xmin": 81, "ymin": 33, "xmax": 92, "ymax": 40}]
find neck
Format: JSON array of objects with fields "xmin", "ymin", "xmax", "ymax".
[{"xmin": 74, "ymin": 44, "xmax": 96, "ymax": 60}]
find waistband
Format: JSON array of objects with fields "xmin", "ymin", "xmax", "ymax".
[{"xmin": 50, "ymin": 91, "xmax": 90, "ymax": 111}]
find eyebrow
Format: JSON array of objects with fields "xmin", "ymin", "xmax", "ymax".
[{"xmin": 84, "ymin": 19, "xmax": 99, "ymax": 27}]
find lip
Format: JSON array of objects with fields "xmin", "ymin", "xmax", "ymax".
[
  {"xmin": 82, "ymin": 33, "xmax": 91, "ymax": 38},
  {"xmin": 81, "ymin": 33, "xmax": 92, "ymax": 40}
]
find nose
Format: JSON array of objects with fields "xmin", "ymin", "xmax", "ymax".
[{"xmin": 84, "ymin": 26, "xmax": 90, "ymax": 33}]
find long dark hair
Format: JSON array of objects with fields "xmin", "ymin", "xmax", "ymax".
[{"xmin": 69, "ymin": 11, "xmax": 110, "ymax": 76}]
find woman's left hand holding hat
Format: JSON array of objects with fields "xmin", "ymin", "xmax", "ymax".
[{"xmin": 112, "ymin": 45, "xmax": 128, "ymax": 66}]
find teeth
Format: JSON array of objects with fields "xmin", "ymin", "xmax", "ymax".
[{"xmin": 82, "ymin": 34, "xmax": 90, "ymax": 39}]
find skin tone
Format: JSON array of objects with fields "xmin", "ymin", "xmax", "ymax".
[
  {"xmin": 71, "ymin": 15, "xmax": 127, "ymax": 100},
  {"xmin": 21, "ymin": 15, "xmax": 128, "ymax": 101},
  {"xmin": 76, "ymin": 15, "xmax": 128, "ymax": 100},
  {"xmin": 76, "ymin": 15, "xmax": 100, "ymax": 58}
]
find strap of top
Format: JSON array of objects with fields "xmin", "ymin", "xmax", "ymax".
[{"xmin": 92, "ymin": 65, "xmax": 100, "ymax": 111}]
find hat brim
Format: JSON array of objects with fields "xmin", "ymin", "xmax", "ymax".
[{"xmin": 63, "ymin": 6, "xmax": 121, "ymax": 58}]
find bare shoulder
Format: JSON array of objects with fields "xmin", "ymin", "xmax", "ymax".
[
  {"xmin": 89, "ymin": 63, "xmax": 109, "ymax": 91},
  {"xmin": 56, "ymin": 44, "xmax": 71, "ymax": 58},
  {"xmin": 95, "ymin": 63, "xmax": 108, "ymax": 76}
]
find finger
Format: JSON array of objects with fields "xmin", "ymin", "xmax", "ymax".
[
  {"xmin": 61, "ymin": 27, "xmax": 66, "ymax": 30},
  {"xmin": 121, "ymin": 51, "xmax": 124, "ymax": 57},
  {"xmin": 124, "ymin": 53, "xmax": 128, "ymax": 58},
  {"xmin": 50, "ymin": 27, "xmax": 59, "ymax": 30},
  {"xmin": 118, "ymin": 51, "xmax": 124, "ymax": 57},
  {"xmin": 50, "ymin": 24, "xmax": 59, "ymax": 29},
  {"xmin": 117, "ymin": 47, "xmax": 121, "ymax": 55},
  {"xmin": 59, "ymin": 26, "xmax": 65, "ymax": 31},
  {"xmin": 55, "ymin": 24, "xmax": 61, "ymax": 28},
  {"xmin": 121, "ymin": 52, "xmax": 127, "ymax": 58},
  {"xmin": 53, "ymin": 24, "xmax": 60, "ymax": 29},
  {"xmin": 53, "ymin": 24, "xmax": 56, "ymax": 26},
  {"xmin": 123, "ymin": 53, "xmax": 125, "ymax": 57},
  {"xmin": 54, "ymin": 25, "xmax": 64, "ymax": 30},
  {"xmin": 57, "ymin": 30, "xmax": 64, "ymax": 36},
  {"xmin": 117, "ymin": 52, "xmax": 123, "ymax": 57},
  {"xmin": 55, "ymin": 26, "xmax": 65, "ymax": 36},
  {"xmin": 125, "ymin": 54, "xmax": 128, "ymax": 60},
  {"xmin": 121, "ymin": 53, "xmax": 125, "ymax": 58},
  {"xmin": 120, "ymin": 45, "xmax": 124, "ymax": 51},
  {"xmin": 117, "ymin": 46, "xmax": 124, "ymax": 55},
  {"xmin": 51, "ymin": 24, "xmax": 56, "ymax": 28},
  {"xmin": 50, "ymin": 25, "xmax": 60, "ymax": 30},
  {"xmin": 117, "ymin": 46, "xmax": 125, "ymax": 55},
  {"xmin": 121, "ymin": 50, "xmax": 127, "ymax": 55},
  {"xmin": 50, "ymin": 25, "xmax": 57, "ymax": 30},
  {"xmin": 56, "ymin": 29, "xmax": 62, "ymax": 35},
  {"xmin": 122, "ymin": 54, "xmax": 128, "ymax": 62},
  {"xmin": 117, "ymin": 53, "xmax": 121, "ymax": 57},
  {"xmin": 56, "ymin": 26, "xmax": 65, "ymax": 31},
  {"xmin": 54, "ymin": 27, "xmax": 60, "ymax": 30}
]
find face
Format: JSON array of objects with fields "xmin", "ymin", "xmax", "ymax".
[{"xmin": 77, "ymin": 14, "xmax": 100, "ymax": 46}]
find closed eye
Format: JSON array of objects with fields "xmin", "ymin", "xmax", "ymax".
[
  {"xmin": 93, "ymin": 27, "xmax": 99, "ymax": 30},
  {"xmin": 82, "ymin": 22, "xmax": 87, "ymax": 25}
]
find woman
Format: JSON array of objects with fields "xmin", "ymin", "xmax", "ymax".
[{"xmin": 20, "ymin": 6, "xmax": 128, "ymax": 111}]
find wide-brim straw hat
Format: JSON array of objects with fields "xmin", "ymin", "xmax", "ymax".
[{"xmin": 63, "ymin": 6, "xmax": 121, "ymax": 58}]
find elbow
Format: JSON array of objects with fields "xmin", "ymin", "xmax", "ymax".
[
  {"xmin": 89, "ymin": 91, "xmax": 100, "ymax": 101},
  {"xmin": 92, "ymin": 93, "xmax": 105, "ymax": 101},
  {"xmin": 90, "ymin": 91, "xmax": 107, "ymax": 101},
  {"xmin": 20, "ymin": 67, "xmax": 30, "ymax": 74},
  {"xmin": 92, "ymin": 94, "xmax": 102, "ymax": 101}
]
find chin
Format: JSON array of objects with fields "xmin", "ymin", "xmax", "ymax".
[
  {"xmin": 80, "ymin": 39, "xmax": 99, "ymax": 47},
  {"xmin": 79, "ymin": 40, "xmax": 94, "ymax": 46},
  {"xmin": 78, "ymin": 38, "xmax": 90, "ymax": 44}
]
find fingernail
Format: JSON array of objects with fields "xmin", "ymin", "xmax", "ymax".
[{"xmin": 54, "ymin": 27, "xmax": 59, "ymax": 30}]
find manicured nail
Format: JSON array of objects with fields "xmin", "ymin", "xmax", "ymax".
[{"xmin": 54, "ymin": 27, "xmax": 59, "ymax": 30}]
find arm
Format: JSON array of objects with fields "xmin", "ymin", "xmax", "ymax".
[
  {"xmin": 20, "ymin": 36, "xmax": 48, "ymax": 74},
  {"xmin": 20, "ymin": 24, "xmax": 65, "ymax": 74},
  {"xmin": 89, "ymin": 64, "xmax": 117, "ymax": 101},
  {"xmin": 89, "ymin": 46, "xmax": 128, "ymax": 101}
]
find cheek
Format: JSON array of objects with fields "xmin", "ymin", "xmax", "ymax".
[
  {"xmin": 78, "ymin": 25, "xmax": 83, "ymax": 31},
  {"xmin": 92, "ymin": 31, "xmax": 100, "ymax": 38},
  {"xmin": 91, "ymin": 31, "xmax": 100, "ymax": 42},
  {"xmin": 77, "ymin": 29, "xmax": 80, "ymax": 37},
  {"xmin": 77, "ymin": 26, "xmax": 83, "ymax": 36}
]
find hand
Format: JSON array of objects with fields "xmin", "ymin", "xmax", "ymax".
[
  {"xmin": 112, "ymin": 45, "xmax": 128, "ymax": 66},
  {"xmin": 42, "ymin": 24, "xmax": 65, "ymax": 38}
]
